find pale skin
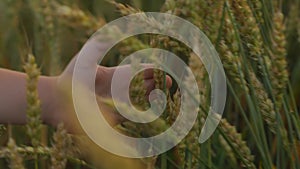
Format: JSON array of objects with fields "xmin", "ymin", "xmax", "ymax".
[{"xmin": 0, "ymin": 56, "xmax": 172, "ymax": 132}]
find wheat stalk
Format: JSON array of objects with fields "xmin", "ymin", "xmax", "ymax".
[
  {"xmin": 50, "ymin": 124, "xmax": 74, "ymax": 169},
  {"xmin": 6, "ymin": 138, "xmax": 25, "ymax": 169},
  {"xmin": 220, "ymin": 119, "xmax": 256, "ymax": 169},
  {"xmin": 24, "ymin": 54, "xmax": 42, "ymax": 148},
  {"xmin": 228, "ymin": 0, "xmax": 265, "ymax": 67},
  {"xmin": 249, "ymin": 0, "xmax": 263, "ymax": 23},
  {"xmin": 219, "ymin": 135, "xmax": 238, "ymax": 166},
  {"xmin": 218, "ymin": 10, "xmax": 252, "ymax": 94},
  {"xmin": 269, "ymin": 11, "xmax": 289, "ymax": 109},
  {"xmin": 53, "ymin": 2, "xmax": 105, "ymax": 35}
]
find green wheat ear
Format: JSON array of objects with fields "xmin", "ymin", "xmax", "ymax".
[
  {"xmin": 0, "ymin": 125, "xmax": 5, "ymax": 136},
  {"xmin": 23, "ymin": 54, "xmax": 42, "ymax": 148},
  {"xmin": 269, "ymin": 11, "xmax": 289, "ymax": 109},
  {"xmin": 220, "ymin": 119, "xmax": 256, "ymax": 169},
  {"xmin": 51, "ymin": 123, "xmax": 74, "ymax": 169},
  {"xmin": 7, "ymin": 138, "xmax": 25, "ymax": 169}
]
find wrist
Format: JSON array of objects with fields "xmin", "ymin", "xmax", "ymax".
[
  {"xmin": 38, "ymin": 76, "xmax": 60, "ymax": 126},
  {"xmin": 42, "ymin": 75, "xmax": 79, "ymax": 132}
]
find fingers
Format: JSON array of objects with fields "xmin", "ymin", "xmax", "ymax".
[
  {"xmin": 165, "ymin": 75, "xmax": 172, "ymax": 88},
  {"xmin": 142, "ymin": 66, "xmax": 172, "ymax": 88},
  {"xmin": 100, "ymin": 64, "xmax": 171, "ymax": 86},
  {"xmin": 144, "ymin": 75, "xmax": 172, "ymax": 94},
  {"xmin": 144, "ymin": 79, "xmax": 155, "ymax": 95},
  {"xmin": 143, "ymin": 68, "xmax": 154, "ymax": 79}
]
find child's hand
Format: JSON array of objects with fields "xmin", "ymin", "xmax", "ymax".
[{"xmin": 48, "ymin": 56, "xmax": 172, "ymax": 133}]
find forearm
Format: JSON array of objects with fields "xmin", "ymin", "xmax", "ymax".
[{"xmin": 0, "ymin": 68, "xmax": 57, "ymax": 125}]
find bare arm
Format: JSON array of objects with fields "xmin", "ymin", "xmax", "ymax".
[{"xmin": 0, "ymin": 68, "xmax": 57, "ymax": 125}]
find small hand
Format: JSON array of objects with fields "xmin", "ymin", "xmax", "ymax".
[{"xmin": 50, "ymin": 56, "xmax": 172, "ymax": 132}]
